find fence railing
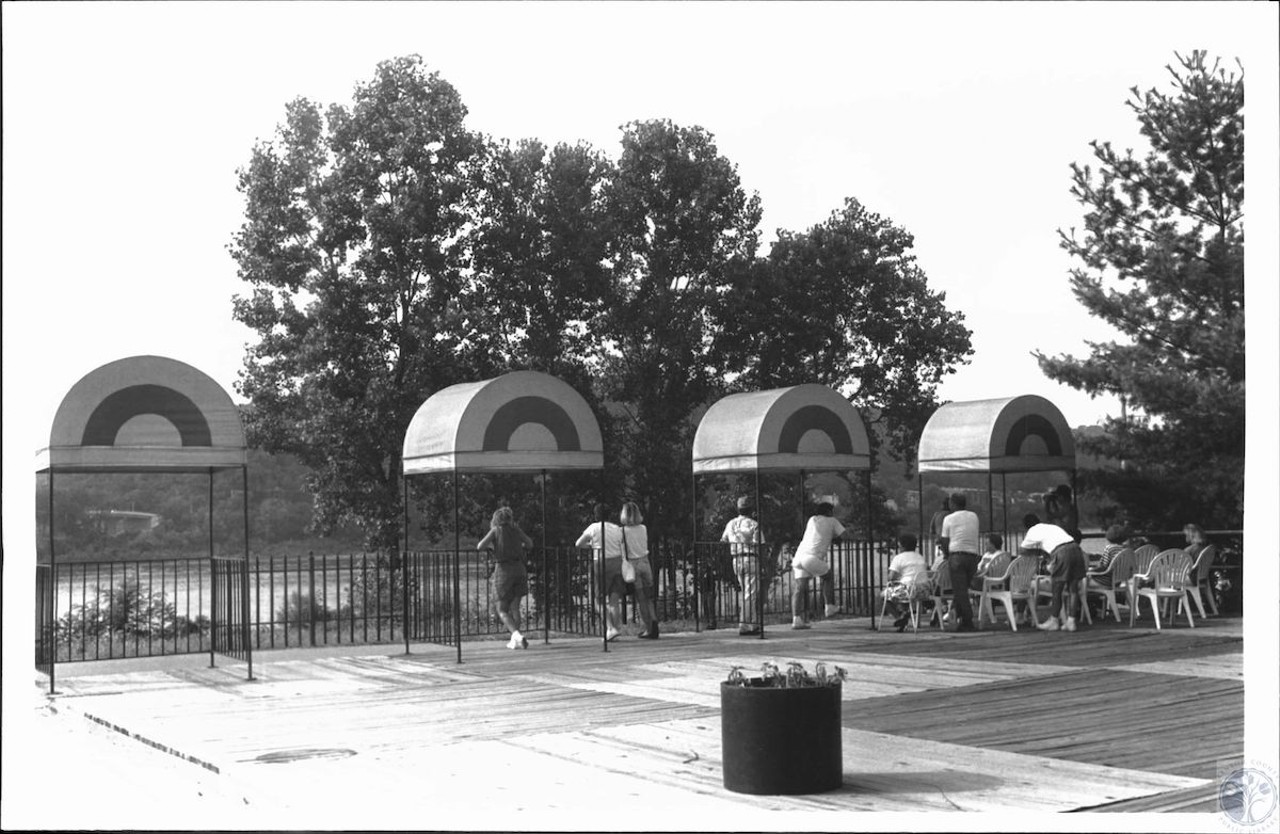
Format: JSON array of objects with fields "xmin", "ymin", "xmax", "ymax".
[
  {"xmin": 37, "ymin": 538, "xmax": 898, "ymax": 663},
  {"xmin": 41, "ymin": 530, "xmax": 1242, "ymax": 666}
]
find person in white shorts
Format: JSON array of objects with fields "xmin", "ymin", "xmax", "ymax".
[{"xmin": 790, "ymin": 495, "xmax": 856, "ymax": 629}]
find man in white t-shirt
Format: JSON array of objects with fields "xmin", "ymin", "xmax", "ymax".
[
  {"xmin": 575, "ymin": 504, "xmax": 625, "ymax": 641},
  {"xmin": 1020, "ymin": 513, "xmax": 1088, "ymax": 632},
  {"xmin": 721, "ymin": 496, "xmax": 765, "ymax": 636},
  {"xmin": 937, "ymin": 492, "xmax": 981, "ymax": 632}
]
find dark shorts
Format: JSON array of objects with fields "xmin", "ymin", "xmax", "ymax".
[
  {"xmin": 492, "ymin": 563, "xmax": 528, "ymax": 608},
  {"xmin": 1049, "ymin": 543, "xmax": 1087, "ymax": 584}
]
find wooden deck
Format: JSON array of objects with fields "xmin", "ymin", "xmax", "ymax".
[{"xmin": 27, "ymin": 614, "xmax": 1247, "ymax": 828}]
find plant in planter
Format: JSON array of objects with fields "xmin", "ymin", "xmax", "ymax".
[{"xmin": 720, "ymin": 661, "xmax": 847, "ymax": 795}]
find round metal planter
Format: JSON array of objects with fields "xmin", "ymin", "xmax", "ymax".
[{"xmin": 720, "ymin": 680, "xmax": 843, "ymax": 795}]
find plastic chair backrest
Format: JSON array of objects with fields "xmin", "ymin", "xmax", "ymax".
[
  {"xmin": 1109, "ymin": 549, "xmax": 1137, "ymax": 585},
  {"xmin": 1192, "ymin": 545, "xmax": 1219, "ymax": 583},
  {"xmin": 1006, "ymin": 555, "xmax": 1039, "ymax": 594},
  {"xmin": 933, "ymin": 562, "xmax": 952, "ymax": 593},
  {"xmin": 983, "ymin": 552, "xmax": 1012, "ymax": 579},
  {"xmin": 1134, "ymin": 544, "xmax": 1160, "ymax": 573},
  {"xmin": 1150, "ymin": 549, "xmax": 1194, "ymax": 589}
]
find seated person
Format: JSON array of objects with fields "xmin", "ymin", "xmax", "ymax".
[
  {"xmin": 970, "ymin": 533, "xmax": 1010, "ymax": 591},
  {"xmin": 1089, "ymin": 524, "xmax": 1129, "ymax": 586},
  {"xmin": 881, "ymin": 533, "xmax": 931, "ymax": 632},
  {"xmin": 1183, "ymin": 523, "xmax": 1211, "ymax": 559}
]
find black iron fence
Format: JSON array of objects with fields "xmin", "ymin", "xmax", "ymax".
[
  {"xmin": 211, "ymin": 556, "xmax": 254, "ymax": 677},
  {"xmin": 37, "ymin": 530, "xmax": 1242, "ymax": 665},
  {"xmin": 36, "ymin": 538, "xmax": 895, "ymax": 663}
]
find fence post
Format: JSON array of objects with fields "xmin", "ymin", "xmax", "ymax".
[{"xmin": 308, "ymin": 551, "xmax": 316, "ymax": 647}]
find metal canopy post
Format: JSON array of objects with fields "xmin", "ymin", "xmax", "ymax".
[
  {"xmin": 917, "ymin": 472, "xmax": 925, "ymax": 540},
  {"xmin": 691, "ymin": 470, "xmax": 701, "ymax": 633},
  {"xmin": 754, "ymin": 470, "xmax": 764, "ymax": 640},
  {"xmin": 452, "ymin": 471, "xmax": 462, "ymax": 664},
  {"xmin": 541, "ymin": 470, "xmax": 549, "ymax": 645},
  {"xmin": 403, "ymin": 471, "xmax": 411, "ymax": 656},
  {"xmin": 866, "ymin": 468, "xmax": 875, "ymax": 630},
  {"xmin": 46, "ymin": 469, "xmax": 56, "ymax": 694},
  {"xmin": 1002, "ymin": 473, "xmax": 1009, "ymax": 548},
  {"xmin": 601, "ymin": 468, "xmax": 609, "ymax": 653},
  {"xmin": 208, "ymin": 470, "xmax": 216, "ymax": 669},
  {"xmin": 987, "ymin": 471, "xmax": 995, "ymax": 534},
  {"xmin": 242, "ymin": 465, "xmax": 254, "ymax": 681}
]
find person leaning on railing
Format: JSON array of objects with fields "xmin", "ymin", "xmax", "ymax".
[
  {"xmin": 721, "ymin": 495, "xmax": 764, "ymax": 637},
  {"xmin": 619, "ymin": 501, "xmax": 660, "ymax": 640},
  {"xmin": 790, "ymin": 495, "xmax": 855, "ymax": 629},
  {"xmin": 476, "ymin": 506, "xmax": 534, "ymax": 650},
  {"xmin": 574, "ymin": 503, "xmax": 626, "ymax": 642}
]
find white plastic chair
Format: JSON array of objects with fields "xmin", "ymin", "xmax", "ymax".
[
  {"xmin": 877, "ymin": 572, "xmax": 931, "ymax": 634},
  {"xmin": 1085, "ymin": 549, "xmax": 1136, "ymax": 622},
  {"xmin": 1130, "ymin": 549, "xmax": 1196, "ymax": 629},
  {"xmin": 1185, "ymin": 545, "xmax": 1220, "ymax": 618},
  {"xmin": 976, "ymin": 555, "xmax": 1038, "ymax": 631}
]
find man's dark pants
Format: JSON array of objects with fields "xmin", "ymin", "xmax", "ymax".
[{"xmin": 948, "ymin": 552, "xmax": 980, "ymax": 627}]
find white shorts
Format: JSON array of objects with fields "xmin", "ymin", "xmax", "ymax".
[{"xmin": 791, "ymin": 553, "xmax": 830, "ymax": 580}]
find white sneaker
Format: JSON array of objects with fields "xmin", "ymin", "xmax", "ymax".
[
  {"xmin": 825, "ymin": 605, "xmax": 842, "ymax": 617},
  {"xmin": 1036, "ymin": 617, "xmax": 1060, "ymax": 631},
  {"xmin": 506, "ymin": 635, "xmax": 520, "ymax": 649},
  {"xmin": 605, "ymin": 627, "xmax": 620, "ymax": 642},
  {"xmin": 1063, "ymin": 617, "xmax": 1078, "ymax": 632}
]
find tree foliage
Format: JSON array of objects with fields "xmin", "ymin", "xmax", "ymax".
[
  {"xmin": 1038, "ymin": 50, "xmax": 1244, "ymax": 528},
  {"xmin": 230, "ymin": 56, "xmax": 484, "ymax": 550},
  {"xmin": 229, "ymin": 56, "xmax": 974, "ymax": 550},
  {"xmin": 599, "ymin": 120, "xmax": 763, "ymax": 536},
  {"xmin": 714, "ymin": 197, "xmax": 972, "ymax": 464}
]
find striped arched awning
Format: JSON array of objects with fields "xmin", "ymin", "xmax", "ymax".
[
  {"xmin": 402, "ymin": 371, "xmax": 604, "ymax": 475},
  {"xmin": 36, "ymin": 355, "xmax": 247, "ymax": 473},
  {"xmin": 917, "ymin": 395, "xmax": 1076, "ymax": 474},
  {"xmin": 691, "ymin": 385, "xmax": 871, "ymax": 475}
]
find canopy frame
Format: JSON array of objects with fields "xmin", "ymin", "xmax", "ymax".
[
  {"xmin": 690, "ymin": 385, "xmax": 875, "ymax": 634},
  {"xmin": 915, "ymin": 395, "xmax": 1078, "ymax": 549},
  {"xmin": 35, "ymin": 356, "xmax": 252, "ymax": 691},
  {"xmin": 401, "ymin": 371, "xmax": 607, "ymax": 662}
]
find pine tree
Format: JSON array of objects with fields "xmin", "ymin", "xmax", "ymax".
[{"xmin": 1039, "ymin": 51, "xmax": 1243, "ymax": 529}]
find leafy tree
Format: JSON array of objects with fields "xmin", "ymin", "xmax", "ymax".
[
  {"xmin": 1038, "ymin": 51, "xmax": 1244, "ymax": 528},
  {"xmin": 598, "ymin": 119, "xmax": 763, "ymax": 537},
  {"xmin": 229, "ymin": 55, "xmax": 485, "ymax": 552},
  {"xmin": 467, "ymin": 137, "xmax": 616, "ymax": 384},
  {"xmin": 713, "ymin": 197, "xmax": 973, "ymax": 465}
]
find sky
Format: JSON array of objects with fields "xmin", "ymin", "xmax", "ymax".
[{"xmin": 3, "ymin": 3, "xmax": 1278, "ymax": 824}]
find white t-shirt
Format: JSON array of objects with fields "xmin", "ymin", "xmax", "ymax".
[
  {"xmin": 793, "ymin": 515, "xmax": 845, "ymax": 563},
  {"xmin": 619, "ymin": 524, "xmax": 649, "ymax": 559},
  {"xmin": 888, "ymin": 550, "xmax": 928, "ymax": 585},
  {"xmin": 720, "ymin": 515, "xmax": 762, "ymax": 554},
  {"xmin": 940, "ymin": 510, "xmax": 980, "ymax": 555},
  {"xmin": 1021, "ymin": 523, "xmax": 1074, "ymax": 554},
  {"xmin": 575, "ymin": 521, "xmax": 624, "ymax": 560}
]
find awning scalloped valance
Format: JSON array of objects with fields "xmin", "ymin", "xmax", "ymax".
[
  {"xmin": 36, "ymin": 355, "xmax": 246, "ymax": 473},
  {"xmin": 692, "ymin": 384, "xmax": 871, "ymax": 475},
  {"xmin": 402, "ymin": 370, "xmax": 604, "ymax": 475},
  {"xmin": 917, "ymin": 395, "xmax": 1076, "ymax": 474}
]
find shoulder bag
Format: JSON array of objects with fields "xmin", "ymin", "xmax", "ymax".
[{"xmin": 620, "ymin": 527, "xmax": 637, "ymax": 583}]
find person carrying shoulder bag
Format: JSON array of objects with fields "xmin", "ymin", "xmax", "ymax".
[{"xmin": 620, "ymin": 501, "xmax": 660, "ymax": 640}]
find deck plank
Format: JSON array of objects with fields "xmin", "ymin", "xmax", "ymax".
[{"xmin": 38, "ymin": 616, "xmax": 1249, "ymax": 823}]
